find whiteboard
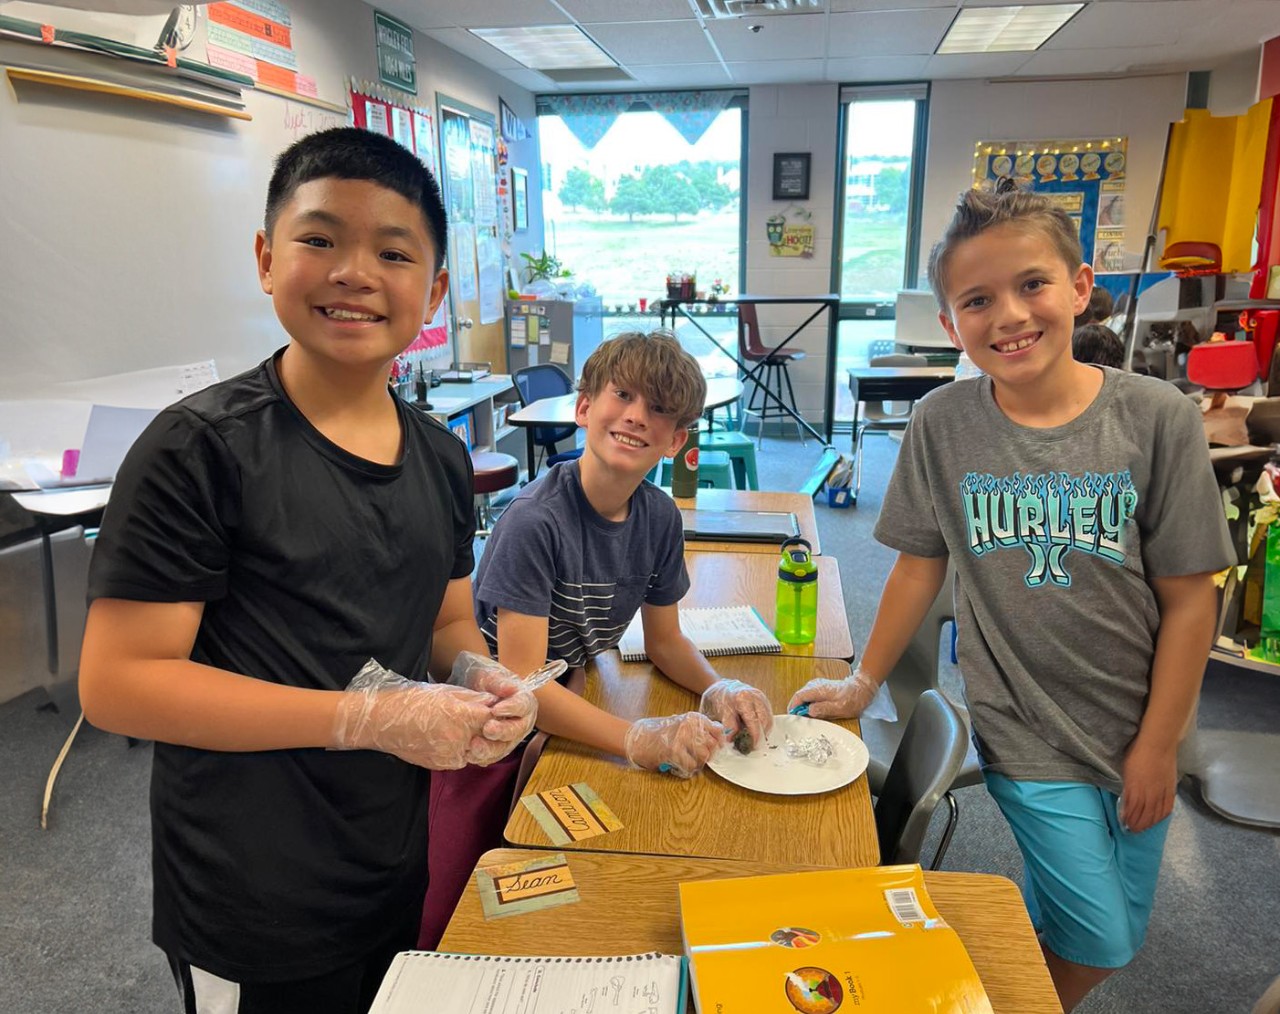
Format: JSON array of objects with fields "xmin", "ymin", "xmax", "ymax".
[{"xmin": 0, "ymin": 0, "xmax": 467, "ymax": 400}]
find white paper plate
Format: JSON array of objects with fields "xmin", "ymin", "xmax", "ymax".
[{"xmin": 706, "ymin": 714, "xmax": 869, "ymax": 796}]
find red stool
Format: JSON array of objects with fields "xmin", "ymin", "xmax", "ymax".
[
  {"xmin": 738, "ymin": 302, "xmax": 806, "ymax": 445},
  {"xmin": 470, "ymin": 451, "xmax": 519, "ymax": 536}
]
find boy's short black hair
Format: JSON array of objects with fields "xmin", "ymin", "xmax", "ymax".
[
  {"xmin": 1072, "ymin": 323, "xmax": 1125, "ymax": 369},
  {"xmin": 264, "ymin": 127, "xmax": 447, "ymax": 271}
]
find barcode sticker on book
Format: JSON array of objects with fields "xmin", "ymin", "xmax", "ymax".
[{"xmin": 885, "ymin": 887, "xmax": 926, "ymax": 925}]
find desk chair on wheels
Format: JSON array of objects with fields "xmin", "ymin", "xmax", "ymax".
[
  {"xmin": 875, "ymin": 689, "xmax": 969, "ymax": 868},
  {"xmin": 861, "ymin": 558, "xmax": 982, "ymax": 865},
  {"xmin": 851, "ymin": 353, "xmax": 928, "ymax": 501},
  {"xmin": 738, "ymin": 302, "xmax": 806, "ymax": 446},
  {"xmin": 513, "ymin": 364, "xmax": 581, "ymax": 472}
]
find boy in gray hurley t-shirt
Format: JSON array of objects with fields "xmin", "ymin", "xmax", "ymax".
[{"xmin": 791, "ymin": 181, "xmax": 1233, "ymax": 1013}]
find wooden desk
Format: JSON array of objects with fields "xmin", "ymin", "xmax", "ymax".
[
  {"xmin": 442, "ymin": 849, "xmax": 1061, "ymax": 1014},
  {"xmin": 504, "ymin": 654, "xmax": 878, "ymax": 867},
  {"xmin": 675, "ymin": 487, "xmax": 820, "ymax": 555},
  {"xmin": 508, "ymin": 377, "xmax": 744, "ymax": 479},
  {"xmin": 682, "ymin": 551, "xmax": 853, "ymax": 661},
  {"xmin": 848, "ymin": 365, "xmax": 956, "ymax": 407}
]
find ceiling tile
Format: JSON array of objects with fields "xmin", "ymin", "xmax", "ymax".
[
  {"xmin": 374, "ymin": 0, "xmax": 569, "ymax": 31},
  {"xmin": 497, "ymin": 68, "xmax": 561, "ymax": 91},
  {"xmin": 708, "ymin": 13, "xmax": 831, "ymax": 61},
  {"xmin": 585, "ymin": 20, "xmax": 718, "ymax": 65},
  {"xmin": 422, "ymin": 28, "xmax": 525, "ymax": 69},
  {"xmin": 825, "ymin": 54, "xmax": 933, "ymax": 79},
  {"xmin": 1045, "ymin": 1, "xmax": 1208, "ymax": 50},
  {"xmin": 558, "ymin": 0, "xmax": 697, "ymax": 24},
  {"xmin": 1012, "ymin": 46, "xmax": 1167, "ymax": 76},
  {"xmin": 724, "ymin": 58, "xmax": 830, "ymax": 85},
  {"xmin": 831, "ymin": 0, "xmax": 955, "ymax": 10},
  {"xmin": 925, "ymin": 51, "xmax": 1034, "ymax": 78},
  {"xmin": 827, "ymin": 9, "xmax": 955, "ymax": 55},
  {"xmin": 627, "ymin": 63, "xmax": 736, "ymax": 87}
]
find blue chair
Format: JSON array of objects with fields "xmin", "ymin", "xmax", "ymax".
[{"xmin": 513, "ymin": 364, "xmax": 578, "ymax": 472}]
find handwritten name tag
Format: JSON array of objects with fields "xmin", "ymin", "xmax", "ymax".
[
  {"xmin": 475, "ymin": 853, "xmax": 579, "ymax": 920},
  {"xmin": 520, "ymin": 782, "xmax": 623, "ymax": 846}
]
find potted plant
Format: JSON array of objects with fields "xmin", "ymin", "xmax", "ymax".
[{"xmin": 520, "ymin": 249, "xmax": 572, "ymax": 285}]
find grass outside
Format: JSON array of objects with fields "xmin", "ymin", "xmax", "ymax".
[{"xmin": 548, "ymin": 209, "xmax": 740, "ymax": 306}]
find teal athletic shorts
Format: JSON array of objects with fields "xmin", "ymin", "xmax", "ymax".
[{"xmin": 984, "ymin": 771, "xmax": 1171, "ymax": 969}]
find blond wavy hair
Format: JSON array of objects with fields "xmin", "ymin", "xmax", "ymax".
[{"xmin": 578, "ymin": 330, "xmax": 707, "ymax": 430}]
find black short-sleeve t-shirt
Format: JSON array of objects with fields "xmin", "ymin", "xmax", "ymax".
[{"xmin": 87, "ymin": 352, "xmax": 475, "ymax": 982}]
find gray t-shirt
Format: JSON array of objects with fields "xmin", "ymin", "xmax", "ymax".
[
  {"xmin": 474, "ymin": 461, "xmax": 690, "ymax": 667},
  {"xmin": 875, "ymin": 368, "xmax": 1235, "ymax": 791}
]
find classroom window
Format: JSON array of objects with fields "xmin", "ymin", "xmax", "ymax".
[
  {"xmin": 536, "ymin": 93, "xmax": 745, "ymax": 377},
  {"xmin": 834, "ymin": 85, "xmax": 929, "ymax": 422}
]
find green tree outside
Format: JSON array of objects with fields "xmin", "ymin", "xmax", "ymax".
[{"xmin": 558, "ymin": 166, "xmax": 606, "ymax": 212}]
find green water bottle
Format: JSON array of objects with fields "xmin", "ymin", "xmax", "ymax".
[
  {"xmin": 670, "ymin": 428, "xmax": 700, "ymax": 498},
  {"xmin": 775, "ymin": 537, "xmax": 817, "ymax": 644}
]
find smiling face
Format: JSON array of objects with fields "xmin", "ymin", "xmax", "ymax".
[
  {"xmin": 575, "ymin": 378, "xmax": 688, "ymax": 482},
  {"xmin": 937, "ymin": 222, "xmax": 1092, "ymax": 389},
  {"xmin": 255, "ymin": 177, "xmax": 448, "ymax": 373}
]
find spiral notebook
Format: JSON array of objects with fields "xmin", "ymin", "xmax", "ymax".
[
  {"xmin": 369, "ymin": 950, "xmax": 687, "ymax": 1013},
  {"xmin": 617, "ymin": 606, "xmax": 782, "ymax": 661}
]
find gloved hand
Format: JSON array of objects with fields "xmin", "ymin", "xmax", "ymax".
[
  {"xmin": 787, "ymin": 668, "xmax": 884, "ymax": 720},
  {"xmin": 623, "ymin": 711, "xmax": 726, "ymax": 778},
  {"xmin": 699, "ymin": 679, "xmax": 773, "ymax": 752},
  {"xmin": 447, "ymin": 651, "xmax": 539, "ymax": 758},
  {"xmin": 332, "ymin": 658, "xmax": 515, "ymax": 770}
]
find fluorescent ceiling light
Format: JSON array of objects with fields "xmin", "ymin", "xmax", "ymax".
[
  {"xmin": 936, "ymin": 4, "xmax": 1084, "ymax": 54},
  {"xmin": 470, "ymin": 25, "xmax": 616, "ymax": 70}
]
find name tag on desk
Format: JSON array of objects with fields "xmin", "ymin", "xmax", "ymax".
[
  {"xmin": 520, "ymin": 782, "xmax": 623, "ymax": 845},
  {"xmin": 475, "ymin": 852, "xmax": 579, "ymax": 920}
]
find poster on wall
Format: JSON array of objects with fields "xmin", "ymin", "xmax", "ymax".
[
  {"xmin": 349, "ymin": 80, "xmax": 449, "ymax": 354},
  {"xmin": 476, "ymin": 230, "xmax": 505, "ymax": 324},
  {"xmin": 972, "ymin": 137, "xmax": 1128, "ymax": 271},
  {"xmin": 441, "ymin": 109, "xmax": 476, "ymax": 223},
  {"xmin": 204, "ymin": 1, "xmax": 321, "ymax": 100},
  {"xmin": 469, "ymin": 120, "xmax": 499, "ymax": 229},
  {"xmin": 452, "ymin": 223, "xmax": 479, "ymax": 301}
]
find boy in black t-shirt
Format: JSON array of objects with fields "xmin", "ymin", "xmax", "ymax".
[{"xmin": 80, "ymin": 128, "xmax": 537, "ymax": 1014}]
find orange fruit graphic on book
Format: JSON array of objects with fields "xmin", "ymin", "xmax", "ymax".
[{"xmin": 784, "ymin": 965, "xmax": 843, "ymax": 1013}]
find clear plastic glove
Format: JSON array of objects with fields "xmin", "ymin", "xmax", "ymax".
[
  {"xmin": 787, "ymin": 668, "xmax": 892, "ymax": 721},
  {"xmin": 623, "ymin": 711, "xmax": 726, "ymax": 778},
  {"xmin": 446, "ymin": 651, "xmax": 539, "ymax": 756},
  {"xmin": 332, "ymin": 658, "xmax": 512, "ymax": 770},
  {"xmin": 699, "ymin": 679, "xmax": 774, "ymax": 752}
]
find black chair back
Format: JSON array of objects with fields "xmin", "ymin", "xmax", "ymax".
[{"xmin": 514, "ymin": 364, "xmax": 577, "ymax": 451}]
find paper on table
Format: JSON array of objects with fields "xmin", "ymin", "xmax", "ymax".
[
  {"xmin": 617, "ymin": 606, "xmax": 781, "ymax": 661},
  {"xmin": 369, "ymin": 951, "xmax": 686, "ymax": 1014}
]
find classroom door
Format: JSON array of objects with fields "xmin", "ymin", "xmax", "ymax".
[{"xmin": 438, "ymin": 97, "xmax": 507, "ymax": 370}]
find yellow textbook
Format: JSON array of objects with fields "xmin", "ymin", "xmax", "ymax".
[{"xmin": 679, "ymin": 865, "xmax": 993, "ymax": 1014}]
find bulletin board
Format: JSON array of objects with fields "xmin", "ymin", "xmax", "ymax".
[
  {"xmin": 973, "ymin": 137, "xmax": 1128, "ymax": 272},
  {"xmin": 350, "ymin": 79, "xmax": 452, "ymax": 357}
]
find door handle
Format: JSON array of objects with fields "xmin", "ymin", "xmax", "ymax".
[{"xmin": 459, "ymin": 318, "xmax": 474, "ymax": 329}]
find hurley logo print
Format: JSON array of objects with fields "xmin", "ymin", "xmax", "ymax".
[{"xmin": 960, "ymin": 470, "xmax": 1138, "ymax": 587}]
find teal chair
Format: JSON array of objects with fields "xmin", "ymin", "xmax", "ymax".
[{"xmin": 698, "ymin": 430, "xmax": 758, "ymax": 490}]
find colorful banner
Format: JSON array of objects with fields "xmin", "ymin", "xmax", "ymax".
[{"xmin": 973, "ymin": 137, "xmax": 1128, "ymax": 271}]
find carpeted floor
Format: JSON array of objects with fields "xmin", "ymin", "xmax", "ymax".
[{"xmin": 1, "ymin": 431, "xmax": 1278, "ymax": 1013}]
